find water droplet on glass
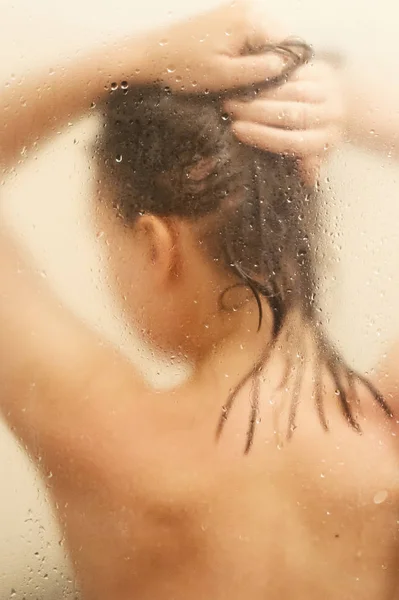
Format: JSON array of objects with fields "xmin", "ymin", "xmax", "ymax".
[
  {"xmin": 225, "ymin": 28, "xmax": 232, "ymax": 36},
  {"xmin": 159, "ymin": 38, "xmax": 169, "ymax": 47},
  {"xmin": 373, "ymin": 490, "xmax": 388, "ymax": 505},
  {"xmin": 121, "ymin": 81, "xmax": 128, "ymax": 90},
  {"xmin": 166, "ymin": 65, "xmax": 176, "ymax": 74},
  {"xmin": 116, "ymin": 154, "xmax": 123, "ymax": 163},
  {"xmin": 110, "ymin": 82, "xmax": 118, "ymax": 91},
  {"xmin": 221, "ymin": 113, "xmax": 229, "ymax": 121}
]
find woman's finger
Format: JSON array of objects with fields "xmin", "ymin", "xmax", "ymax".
[
  {"xmin": 252, "ymin": 80, "xmax": 330, "ymax": 104},
  {"xmin": 225, "ymin": 98, "xmax": 339, "ymax": 131},
  {"xmin": 232, "ymin": 121, "xmax": 340, "ymax": 156},
  {"xmin": 217, "ymin": 52, "xmax": 288, "ymax": 90},
  {"xmin": 289, "ymin": 60, "xmax": 337, "ymax": 82},
  {"xmin": 251, "ymin": 61, "xmax": 342, "ymax": 103}
]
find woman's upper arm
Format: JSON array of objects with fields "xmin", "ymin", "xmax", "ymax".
[{"xmin": 0, "ymin": 227, "xmax": 146, "ymax": 452}]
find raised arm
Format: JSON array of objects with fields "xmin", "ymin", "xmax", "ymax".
[
  {"xmin": 343, "ymin": 67, "xmax": 399, "ymax": 158},
  {"xmin": 0, "ymin": 1, "xmax": 288, "ymax": 169},
  {"xmin": 225, "ymin": 56, "xmax": 399, "ymax": 170}
]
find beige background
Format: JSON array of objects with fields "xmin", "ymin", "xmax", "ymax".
[{"xmin": 1, "ymin": 0, "xmax": 399, "ymax": 598}]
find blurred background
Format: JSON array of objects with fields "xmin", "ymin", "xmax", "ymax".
[{"xmin": 1, "ymin": 0, "xmax": 399, "ymax": 597}]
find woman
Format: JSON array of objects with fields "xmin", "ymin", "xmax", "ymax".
[{"xmin": 0, "ymin": 3, "xmax": 398, "ymax": 600}]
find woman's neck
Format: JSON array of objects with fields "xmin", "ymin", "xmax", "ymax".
[{"xmin": 193, "ymin": 307, "xmax": 310, "ymax": 387}]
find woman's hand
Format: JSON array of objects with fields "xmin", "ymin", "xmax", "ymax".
[
  {"xmin": 0, "ymin": 1, "xmax": 291, "ymax": 168},
  {"xmin": 223, "ymin": 60, "xmax": 345, "ymax": 184},
  {"xmin": 140, "ymin": 1, "xmax": 288, "ymax": 92}
]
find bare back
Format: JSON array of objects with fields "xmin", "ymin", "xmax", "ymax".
[
  {"xmin": 21, "ymin": 338, "xmax": 399, "ymax": 600},
  {"xmin": 0, "ymin": 225, "xmax": 398, "ymax": 600}
]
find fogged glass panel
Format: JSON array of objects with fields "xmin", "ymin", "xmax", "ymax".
[{"xmin": 0, "ymin": 1, "xmax": 398, "ymax": 599}]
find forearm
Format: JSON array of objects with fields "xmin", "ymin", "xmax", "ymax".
[
  {"xmin": 0, "ymin": 36, "xmax": 149, "ymax": 169},
  {"xmin": 344, "ymin": 67, "xmax": 399, "ymax": 158}
]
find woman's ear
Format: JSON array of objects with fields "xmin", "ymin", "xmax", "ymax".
[{"xmin": 136, "ymin": 215, "xmax": 180, "ymax": 283}]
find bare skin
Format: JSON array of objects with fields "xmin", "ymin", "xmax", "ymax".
[
  {"xmin": 1, "ymin": 262, "xmax": 398, "ymax": 600},
  {"xmin": 1, "ymin": 211, "xmax": 398, "ymax": 600},
  {"xmin": 1, "ymin": 3, "xmax": 399, "ymax": 599}
]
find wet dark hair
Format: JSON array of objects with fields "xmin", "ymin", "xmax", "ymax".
[{"xmin": 95, "ymin": 84, "xmax": 392, "ymax": 452}]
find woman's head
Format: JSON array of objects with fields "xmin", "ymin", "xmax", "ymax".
[
  {"xmin": 93, "ymin": 84, "xmax": 391, "ymax": 449},
  {"xmin": 95, "ymin": 85, "xmax": 316, "ymax": 355}
]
